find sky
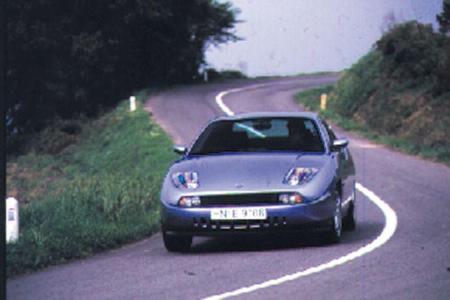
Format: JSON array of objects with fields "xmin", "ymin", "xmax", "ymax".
[{"xmin": 205, "ymin": 0, "xmax": 443, "ymax": 77}]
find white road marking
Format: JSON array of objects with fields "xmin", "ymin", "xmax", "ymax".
[
  {"xmin": 215, "ymin": 82, "xmax": 292, "ymax": 116},
  {"xmin": 204, "ymin": 85, "xmax": 398, "ymax": 300},
  {"xmin": 215, "ymin": 90, "xmax": 237, "ymax": 116}
]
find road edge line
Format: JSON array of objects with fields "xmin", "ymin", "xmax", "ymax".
[{"xmin": 203, "ymin": 86, "xmax": 398, "ymax": 300}]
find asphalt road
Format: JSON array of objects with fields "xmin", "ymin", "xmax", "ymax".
[{"xmin": 7, "ymin": 75, "xmax": 450, "ymax": 299}]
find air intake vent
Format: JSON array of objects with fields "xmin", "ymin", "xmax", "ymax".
[
  {"xmin": 193, "ymin": 217, "xmax": 287, "ymax": 231},
  {"xmin": 200, "ymin": 193, "xmax": 279, "ymax": 207}
]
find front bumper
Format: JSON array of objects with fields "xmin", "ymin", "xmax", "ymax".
[{"xmin": 160, "ymin": 193, "xmax": 336, "ymax": 236}]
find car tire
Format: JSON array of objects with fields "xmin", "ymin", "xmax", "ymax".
[
  {"xmin": 163, "ymin": 231, "xmax": 192, "ymax": 252},
  {"xmin": 326, "ymin": 192, "xmax": 342, "ymax": 244},
  {"xmin": 343, "ymin": 186, "xmax": 356, "ymax": 231}
]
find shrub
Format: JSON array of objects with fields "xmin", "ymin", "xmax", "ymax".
[
  {"xmin": 331, "ymin": 51, "xmax": 382, "ymax": 117},
  {"xmin": 323, "ymin": 20, "xmax": 450, "ymax": 162},
  {"xmin": 376, "ymin": 21, "xmax": 440, "ymax": 80}
]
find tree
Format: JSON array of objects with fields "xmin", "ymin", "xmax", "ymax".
[
  {"xmin": 6, "ymin": 0, "xmax": 238, "ymax": 151},
  {"xmin": 437, "ymin": 0, "xmax": 450, "ymax": 34}
]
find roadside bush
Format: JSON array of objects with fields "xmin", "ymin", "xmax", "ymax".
[
  {"xmin": 206, "ymin": 68, "xmax": 247, "ymax": 81},
  {"xmin": 300, "ymin": 19, "xmax": 450, "ymax": 164},
  {"xmin": 376, "ymin": 22, "xmax": 440, "ymax": 80},
  {"xmin": 331, "ymin": 51, "xmax": 382, "ymax": 117},
  {"xmin": 433, "ymin": 39, "xmax": 450, "ymax": 95}
]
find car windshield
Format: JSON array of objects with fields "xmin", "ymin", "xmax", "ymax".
[{"xmin": 189, "ymin": 117, "xmax": 325, "ymax": 155}]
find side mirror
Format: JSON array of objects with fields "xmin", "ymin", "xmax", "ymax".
[
  {"xmin": 173, "ymin": 145, "xmax": 187, "ymax": 155},
  {"xmin": 331, "ymin": 139, "xmax": 349, "ymax": 151}
]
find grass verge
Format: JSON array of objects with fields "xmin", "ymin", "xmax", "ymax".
[
  {"xmin": 6, "ymin": 93, "xmax": 176, "ymax": 276},
  {"xmin": 296, "ymin": 85, "xmax": 450, "ymax": 165}
]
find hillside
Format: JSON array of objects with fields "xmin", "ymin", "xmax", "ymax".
[{"xmin": 298, "ymin": 21, "xmax": 450, "ymax": 163}]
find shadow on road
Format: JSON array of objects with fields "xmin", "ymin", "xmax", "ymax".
[{"xmin": 187, "ymin": 221, "xmax": 383, "ymax": 254}]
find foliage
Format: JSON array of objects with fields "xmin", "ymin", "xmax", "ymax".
[
  {"xmin": 296, "ymin": 86, "xmax": 450, "ymax": 165},
  {"xmin": 331, "ymin": 51, "xmax": 382, "ymax": 117},
  {"xmin": 296, "ymin": 17, "xmax": 450, "ymax": 165},
  {"xmin": 6, "ymin": 0, "xmax": 238, "ymax": 151},
  {"xmin": 375, "ymin": 21, "xmax": 450, "ymax": 93},
  {"xmin": 6, "ymin": 97, "xmax": 176, "ymax": 276},
  {"xmin": 329, "ymin": 21, "xmax": 450, "ymax": 150},
  {"xmin": 386, "ymin": 21, "xmax": 450, "ymax": 95},
  {"xmin": 206, "ymin": 68, "xmax": 247, "ymax": 81},
  {"xmin": 437, "ymin": 0, "xmax": 450, "ymax": 34},
  {"xmin": 376, "ymin": 22, "xmax": 438, "ymax": 78}
]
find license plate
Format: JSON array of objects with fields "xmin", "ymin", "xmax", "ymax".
[{"xmin": 210, "ymin": 207, "xmax": 267, "ymax": 220}]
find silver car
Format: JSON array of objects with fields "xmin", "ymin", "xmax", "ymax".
[{"xmin": 160, "ymin": 112, "xmax": 356, "ymax": 251}]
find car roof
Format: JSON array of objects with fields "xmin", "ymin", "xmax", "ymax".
[{"xmin": 214, "ymin": 111, "xmax": 321, "ymax": 122}]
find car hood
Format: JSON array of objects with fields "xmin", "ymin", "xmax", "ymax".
[{"xmin": 169, "ymin": 153, "xmax": 328, "ymax": 193}]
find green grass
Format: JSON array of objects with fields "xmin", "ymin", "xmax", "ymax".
[
  {"xmin": 6, "ymin": 93, "xmax": 176, "ymax": 276},
  {"xmin": 296, "ymin": 85, "xmax": 450, "ymax": 165}
]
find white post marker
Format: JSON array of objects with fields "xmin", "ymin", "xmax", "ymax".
[
  {"xmin": 6, "ymin": 197, "xmax": 19, "ymax": 243},
  {"xmin": 129, "ymin": 96, "xmax": 136, "ymax": 112},
  {"xmin": 203, "ymin": 70, "xmax": 209, "ymax": 82}
]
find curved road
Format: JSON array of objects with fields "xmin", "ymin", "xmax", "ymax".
[{"xmin": 8, "ymin": 75, "xmax": 450, "ymax": 299}]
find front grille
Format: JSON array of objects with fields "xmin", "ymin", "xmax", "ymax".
[
  {"xmin": 193, "ymin": 216, "xmax": 287, "ymax": 231},
  {"xmin": 200, "ymin": 193, "xmax": 279, "ymax": 207}
]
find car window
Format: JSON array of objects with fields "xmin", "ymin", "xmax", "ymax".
[
  {"xmin": 190, "ymin": 117, "xmax": 325, "ymax": 155},
  {"xmin": 233, "ymin": 119, "xmax": 288, "ymax": 138}
]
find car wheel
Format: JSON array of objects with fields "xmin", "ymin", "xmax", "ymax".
[
  {"xmin": 343, "ymin": 186, "xmax": 357, "ymax": 231},
  {"xmin": 326, "ymin": 192, "xmax": 342, "ymax": 243},
  {"xmin": 163, "ymin": 231, "xmax": 192, "ymax": 252}
]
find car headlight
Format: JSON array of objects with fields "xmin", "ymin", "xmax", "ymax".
[
  {"xmin": 284, "ymin": 167, "xmax": 319, "ymax": 186},
  {"xmin": 172, "ymin": 172, "xmax": 199, "ymax": 189},
  {"xmin": 178, "ymin": 196, "xmax": 201, "ymax": 207}
]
